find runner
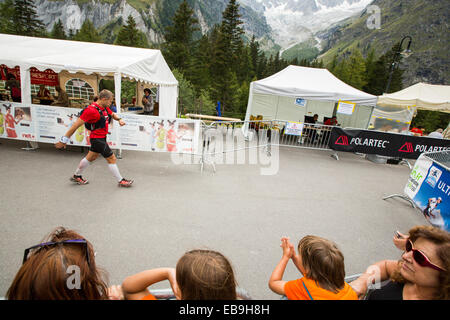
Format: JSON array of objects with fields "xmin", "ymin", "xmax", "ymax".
[{"xmin": 55, "ymin": 89, "xmax": 133, "ymax": 187}]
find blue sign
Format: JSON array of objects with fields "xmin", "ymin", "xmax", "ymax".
[
  {"xmin": 295, "ymin": 98, "xmax": 306, "ymax": 107},
  {"xmin": 405, "ymin": 156, "xmax": 450, "ymax": 231}
]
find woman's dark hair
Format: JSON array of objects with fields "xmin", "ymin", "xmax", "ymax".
[
  {"xmin": 7, "ymin": 227, "xmax": 109, "ymax": 300},
  {"xmin": 176, "ymin": 249, "xmax": 237, "ymax": 300},
  {"xmin": 391, "ymin": 225, "xmax": 450, "ymax": 300}
]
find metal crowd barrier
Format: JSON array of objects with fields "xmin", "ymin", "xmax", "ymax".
[{"xmin": 198, "ymin": 120, "xmax": 338, "ymax": 173}]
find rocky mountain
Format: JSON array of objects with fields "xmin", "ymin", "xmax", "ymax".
[
  {"xmin": 317, "ymin": 0, "xmax": 450, "ymax": 86},
  {"xmin": 27, "ymin": 0, "xmax": 274, "ymax": 46}
]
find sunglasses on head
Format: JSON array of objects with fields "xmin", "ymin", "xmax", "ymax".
[
  {"xmin": 23, "ymin": 239, "xmax": 91, "ymax": 267},
  {"xmin": 405, "ymin": 239, "xmax": 445, "ymax": 272}
]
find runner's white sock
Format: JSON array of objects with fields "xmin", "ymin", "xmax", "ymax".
[
  {"xmin": 74, "ymin": 158, "xmax": 91, "ymax": 176},
  {"xmin": 108, "ymin": 164, "xmax": 123, "ymax": 182}
]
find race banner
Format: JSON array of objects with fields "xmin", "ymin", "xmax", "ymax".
[
  {"xmin": 0, "ymin": 101, "xmax": 200, "ymax": 154},
  {"xmin": 404, "ymin": 154, "xmax": 450, "ymax": 231},
  {"xmin": 329, "ymin": 127, "xmax": 450, "ymax": 159}
]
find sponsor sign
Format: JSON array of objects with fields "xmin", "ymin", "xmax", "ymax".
[
  {"xmin": 329, "ymin": 127, "xmax": 450, "ymax": 159},
  {"xmin": 404, "ymin": 154, "xmax": 450, "ymax": 231},
  {"xmin": 295, "ymin": 98, "xmax": 307, "ymax": 107}
]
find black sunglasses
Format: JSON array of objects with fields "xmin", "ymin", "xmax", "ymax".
[{"xmin": 23, "ymin": 239, "xmax": 91, "ymax": 267}]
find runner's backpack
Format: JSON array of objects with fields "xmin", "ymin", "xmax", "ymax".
[{"xmin": 78, "ymin": 104, "xmax": 112, "ymax": 131}]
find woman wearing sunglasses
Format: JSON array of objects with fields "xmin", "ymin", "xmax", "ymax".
[
  {"xmin": 350, "ymin": 225, "xmax": 450, "ymax": 300},
  {"xmin": 6, "ymin": 227, "xmax": 109, "ymax": 300}
]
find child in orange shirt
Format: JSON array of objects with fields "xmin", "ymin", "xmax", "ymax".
[{"xmin": 269, "ymin": 235, "xmax": 357, "ymax": 300}]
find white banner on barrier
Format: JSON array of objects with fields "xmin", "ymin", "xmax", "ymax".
[
  {"xmin": 0, "ymin": 101, "xmax": 200, "ymax": 154},
  {"xmin": 118, "ymin": 113, "xmax": 200, "ymax": 154}
]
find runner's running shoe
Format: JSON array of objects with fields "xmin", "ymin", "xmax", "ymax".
[
  {"xmin": 118, "ymin": 178, "xmax": 133, "ymax": 187},
  {"xmin": 70, "ymin": 175, "xmax": 89, "ymax": 185}
]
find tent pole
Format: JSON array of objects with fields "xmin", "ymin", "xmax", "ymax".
[{"xmin": 114, "ymin": 72, "xmax": 122, "ymax": 159}]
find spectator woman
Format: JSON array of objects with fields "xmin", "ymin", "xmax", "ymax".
[
  {"xmin": 7, "ymin": 227, "xmax": 109, "ymax": 300},
  {"xmin": 350, "ymin": 225, "xmax": 450, "ymax": 300}
]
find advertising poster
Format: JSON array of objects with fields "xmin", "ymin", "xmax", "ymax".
[
  {"xmin": 284, "ymin": 121, "xmax": 304, "ymax": 136},
  {"xmin": 0, "ymin": 102, "xmax": 36, "ymax": 141},
  {"xmin": 1, "ymin": 102, "xmax": 200, "ymax": 154},
  {"xmin": 118, "ymin": 113, "xmax": 199, "ymax": 154},
  {"xmin": 34, "ymin": 105, "xmax": 89, "ymax": 146},
  {"xmin": 404, "ymin": 154, "xmax": 450, "ymax": 231}
]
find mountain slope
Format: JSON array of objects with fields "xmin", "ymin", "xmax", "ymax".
[
  {"xmin": 318, "ymin": 0, "xmax": 450, "ymax": 86},
  {"xmin": 29, "ymin": 0, "xmax": 274, "ymax": 45}
]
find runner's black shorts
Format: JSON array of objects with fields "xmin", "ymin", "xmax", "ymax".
[{"xmin": 90, "ymin": 137, "xmax": 114, "ymax": 158}]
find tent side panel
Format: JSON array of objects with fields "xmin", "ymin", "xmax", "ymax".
[
  {"xmin": 159, "ymin": 85, "xmax": 177, "ymax": 118},
  {"xmin": 249, "ymin": 93, "xmax": 278, "ymax": 120}
]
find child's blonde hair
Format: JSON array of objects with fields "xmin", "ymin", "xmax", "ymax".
[
  {"xmin": 176, "ymin": 249, "xmax": 237, "ymax": 300},
  {"xmin": 298, "ymin": 235, "xmax": 346, "ymax": 293}
]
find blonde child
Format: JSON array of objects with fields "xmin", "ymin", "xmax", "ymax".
[
  {"xmin": 269, "ymin": 235, "xmax": 357, "ymax": 300},
  {"xmin": 121, "ymin": 249, "xmax": 237, "ymax": 300}
]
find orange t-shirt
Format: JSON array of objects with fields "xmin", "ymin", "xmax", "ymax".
[
  {"xmin": 141, "ymin": 293, "xmax": 157, "ymax": 300},
  {"xmin": 284, "ymin": 277, "xmax": 357, "ymax": 300}
]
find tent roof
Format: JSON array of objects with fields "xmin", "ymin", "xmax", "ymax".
[
  {"xmin": 377, "ymin": 82, "xmax": 450, "ymax": 113},
  {"xmin": 251, "ymin": 65, "xmax": 377, "ymax": 106},
  {"xmin": 0, "ymin": 33, "xmax": 177, "ymax": 86}
]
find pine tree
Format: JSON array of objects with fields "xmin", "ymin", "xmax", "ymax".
[
  {"xmin": 115, "ymin": 15, "xmax": 148, "ymax": 48},
  {"xmin": 345, "ymin": 49, "xmax": 367, "ymax": 90},
  {"xmin": 73, "ymin": 19, "xmax": 101, "ymax": 43},
  {"xmin": 0, "ymin": 0, "xmax": 15, "ymax": 34},
  {"xmin": 249, "ymin": 35, "xmax": 260, "ymax": 79},
  {"xmin": 162, "ymin": 0, "xmax": 199, "ymax": 73},
  {"xmin": 365, "ymin": 43, "xmax": 404, "ymax": 95},
  {"xmin": 12, "ymin": 0, "xmax": 46, "ymax": 36},
  {"xmin": 189, "ymin": 34, "xmax": 212, "ymax": 92},
  {"xmin": 50, "ymin": 19, "xmax": 67, "ymax": 40},
  {"xmin": 220, "ymin": 0, "xmax": 244, "ymax": 71}
]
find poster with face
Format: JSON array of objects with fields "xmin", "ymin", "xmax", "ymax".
[{"xmin": 0, "ymin": 102, "xmax": 36, "ymax": 141}]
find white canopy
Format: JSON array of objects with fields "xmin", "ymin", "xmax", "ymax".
[
  {"xmin": 377, "ymin": 83, "xmax": 450, "ymax": 113},
  {"xmin": 245, "ymin": 65, "xmax": 377, "ymax": 128},
  {"xmin": 250, "ymin": 65, "xmax": 377, "ymax": 105},
  {"xmin": 0, "ymin": 33, "xmax": 178, "ymax": 117}
]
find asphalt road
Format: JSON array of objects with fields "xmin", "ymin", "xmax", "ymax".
[{"xmin": 0, "ymin": 138, "xmax": 427, "ymax": 299}]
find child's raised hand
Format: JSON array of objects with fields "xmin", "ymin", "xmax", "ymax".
[{"xmin": 280, "ymin": 237, "xmax": 293, "ymax": 258}]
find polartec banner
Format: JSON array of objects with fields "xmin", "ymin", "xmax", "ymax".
[
  {"xmin": 404, "ymin": 154, "xmax": 450, "ymax": 231},
  {"xmin": 0, "ymin": 101, "xmax": 200, "ymax": 154},
  {"xmin": 329, "ymin": 127, "xmax": 450, "ymax": 159}
]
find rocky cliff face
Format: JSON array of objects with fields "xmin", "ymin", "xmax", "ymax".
[{"xmin": 30, "ymin": 0, "xmax": 273, "ymax": 45}]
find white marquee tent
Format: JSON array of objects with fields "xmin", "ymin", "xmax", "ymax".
[
  {"xmin": 245, "ymin": 65, "xmax": 377, "ymax": 128},
  {"xmin": 377, "ymin": 82, "xmax": 450, "ymax": 113},
  {"xmin": 0, "ymin": 33, "xmax": 178, "ymax": 117}
]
